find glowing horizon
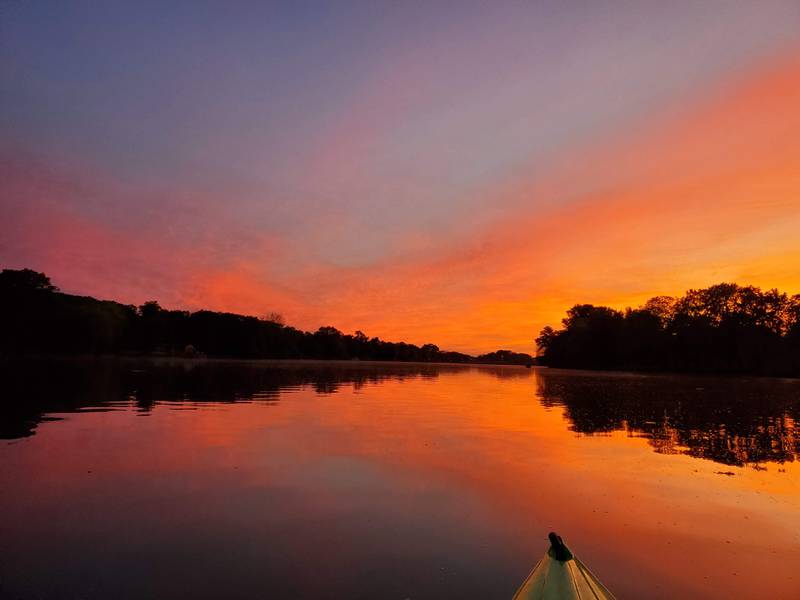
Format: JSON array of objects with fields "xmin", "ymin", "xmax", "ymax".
[{"xmin": 3, "ymin": 3, "xmax": 800, "ymax": 354}]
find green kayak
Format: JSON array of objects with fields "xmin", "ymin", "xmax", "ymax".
[{"xmin": 512, "ymin": 533, "xmax": 615, "ymax": 600}]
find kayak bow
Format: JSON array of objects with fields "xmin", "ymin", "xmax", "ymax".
[{"xmin": 512, "ymin": 532, "xmax": 615, "ymax": 600}]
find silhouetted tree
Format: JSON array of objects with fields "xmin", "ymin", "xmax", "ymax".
[
  {"xmin": 537, "ymin": 283, "xmax": 800, "ymax": 376},
  {"xmin": 476, "ymin": 349, "xmax": 534, "ymax": 366},
  {"xmin": 0, "ymin": 268, "xmax": 59, "ymax": 292},
  {"xmin": 1, "ymin": 268, "xmax": 518, "ymax": 364}
]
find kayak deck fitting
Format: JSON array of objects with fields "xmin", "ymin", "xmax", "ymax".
[{"xmin": 512, "ymin": 532, "xmax": 615, "ymax": 600}]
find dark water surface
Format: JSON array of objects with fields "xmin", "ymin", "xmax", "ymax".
[{"xmin": 1, "ymin": 359, "xmax": 798, "ymax": 599}]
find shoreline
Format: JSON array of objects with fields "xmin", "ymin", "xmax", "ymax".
[{"xmin": 0, "ymin": 355, "xmax": 534, "ymax": 369}]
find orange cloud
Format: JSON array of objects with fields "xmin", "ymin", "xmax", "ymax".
[
  {"xmin": 3, "ymin": 53, "xmax": 799, "ymax": 355},
  {"xmin": 274, "ymin": 51, "xmax": 800, "ymax": 353}
]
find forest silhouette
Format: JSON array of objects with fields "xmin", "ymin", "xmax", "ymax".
[
  {"xmin": 537, "ymin": 283, "xmax": 800, "ymax": 376},
  {"xmin": 0, "ymin": 268, "xmax": 532, "ymax": 365},
  {"xmin": 7, "ymin": 268, "xmax": 800, "ymax": 376}
]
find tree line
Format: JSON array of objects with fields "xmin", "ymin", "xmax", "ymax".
[
  {"xmin": 0, "ymin": 268, "xmax": 532, "ymax": 365},
  {"xmin": 536, "ymin": 283, "xmax": 800, "ymax": 376}
]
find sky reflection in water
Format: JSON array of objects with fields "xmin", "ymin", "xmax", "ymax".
[{"xmin": 1, "ymin": 360, "xmax": 798, "ymax": 599}]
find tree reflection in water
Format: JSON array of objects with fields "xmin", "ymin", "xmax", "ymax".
[
  {"xmin": 0, "ymin": 358, "xmax": 461, "ymax": 440},
  {"xmin": 3, "ymin": 359, "xmax": 798, "ymax": 469},
  {"xmin": 536, "ymin": 369, "xmax": 799, "ymax": 467}
]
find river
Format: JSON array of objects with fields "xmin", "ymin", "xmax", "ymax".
[{"xmin": 1, "ymin": 359, "xmax": 798, "ymax": 598}]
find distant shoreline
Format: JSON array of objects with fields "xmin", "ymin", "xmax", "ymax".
[
  {"xmin": 1, "ymin": 268, "xmax": 534, "ymax": 367},
  {"xmin": 1, "ymin": 354, "xmax": 534, "ymax": 369},
  {"xmin": 9, "ymin": 355, "xmax": 800, "ymax": 382}
]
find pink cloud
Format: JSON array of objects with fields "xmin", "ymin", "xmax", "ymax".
[{"xmin": 3, "ymin": 52, "xmax": 800, "ymax": 355}]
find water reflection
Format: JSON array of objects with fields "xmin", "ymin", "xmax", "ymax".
[
  {"xmin": 0, "ymin": 358, "xmax": 466, "ymax": 439},
  {"xmin": 2, "ymin": 359, "xmax": 800, "ymax": 599},
  {"xmin": 3, "ymin": 359, "xmax": 799, "ymax": 470},
  {"xmin": 536, "ymin": 369, "xmax": 799, "ymax": 467}
]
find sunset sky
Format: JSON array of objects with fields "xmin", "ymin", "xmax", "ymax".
[{"xmin": 3, "ymin": 1, "xmax": 800, "ymax": 354}]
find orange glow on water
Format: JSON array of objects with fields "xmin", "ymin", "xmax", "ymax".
[{"xmin": 2, "ymin": 364, "xmax": 798, "ymax": 598}]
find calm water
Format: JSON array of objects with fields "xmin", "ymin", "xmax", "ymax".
[{"xmin": 1, "ymin": 359, "xmax": 799, "ymax": 599}]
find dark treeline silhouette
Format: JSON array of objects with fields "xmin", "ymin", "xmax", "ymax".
[
  {"xmin": 537, "ymin": 283, "xmax": 800, "ymax": 376},
  {"xmin": 474, "ymin": 349, "xmax": 535, "ymax": 366},
  {"xmin": 0, "ymin": 268, "xmax": 533, "ymax": 365},
  {"xmin": 536, "ymin": 369, "xmax": 799, "ymax": 467}
]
